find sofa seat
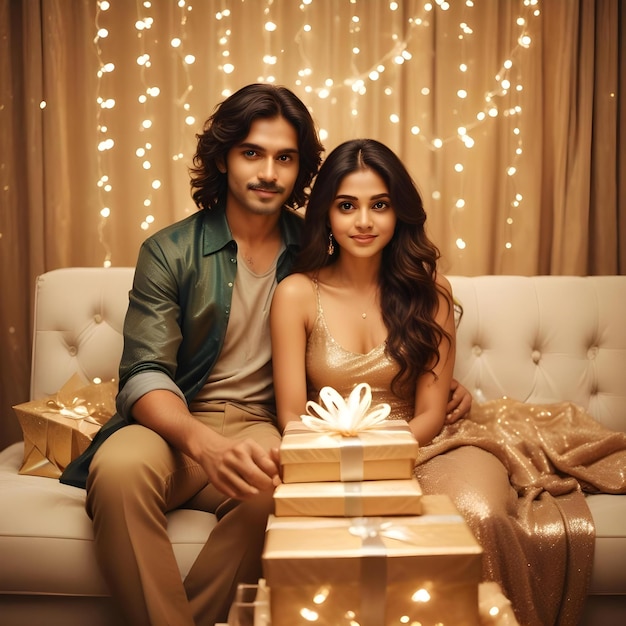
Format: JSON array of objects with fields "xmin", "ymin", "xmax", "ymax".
[
  {"xmin": 0, "ymin": 442, "xmax": 216, "ymax": 597},
  {"xmin": 0, "ymin": 268, "xmax": 624, "ymax": 625}
]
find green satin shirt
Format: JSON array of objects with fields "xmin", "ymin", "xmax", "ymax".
[{"xmin": 60, "ymin": 205, "xmax": 303, "ymax": 488}]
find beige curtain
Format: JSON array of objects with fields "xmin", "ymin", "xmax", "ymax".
[{"xmin": 1, "ymin": 0, "xmax": 623, "ymax": 450}]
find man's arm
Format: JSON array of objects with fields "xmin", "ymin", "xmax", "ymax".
[
  {"xmin": 131, "ymin": 390, "xmax": 280, "ymax": 499},
  {"xmin": 445, "ymin": 379, "xmax": 473, "ymax": 424}
]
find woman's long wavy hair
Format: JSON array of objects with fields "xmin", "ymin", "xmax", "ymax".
[
  {"xmin": 189, "ymin": 84, "xmax": 324, "ymax": 211},
  {"xmin": 295, "ymin": 138, "xmax": 454, "ymax": 400}
]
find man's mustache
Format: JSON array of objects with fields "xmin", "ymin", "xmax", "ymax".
[{"xmin": 248, "ymin": 182, "xmax": 285, "ymax": 194}]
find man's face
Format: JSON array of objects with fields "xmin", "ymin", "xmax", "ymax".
[{"xmin": 222, "ymin": 116, "xmax": 300, "ymax": 216}]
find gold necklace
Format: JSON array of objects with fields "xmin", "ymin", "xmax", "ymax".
[{"xmin": 360, "ymin": 290, "xmax": 378, "ymax": 319}]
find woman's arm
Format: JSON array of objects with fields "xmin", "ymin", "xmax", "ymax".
[
  {"xmin": 270, "ymin": 274, "xmax": 315, "ymax": 432},
  {"xmin": 409, "ymin": 275, "xmax": 457, "ymax": 445}
]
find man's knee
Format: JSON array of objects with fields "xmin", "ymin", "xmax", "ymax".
[{"xmin": 86, "ymin": 425, "xmax": 172, "ymax": 513}]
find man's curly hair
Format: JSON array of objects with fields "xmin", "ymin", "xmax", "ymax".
[{"xmin": 189, "ymin": 84, "xmax": 324, "ymax": 211}]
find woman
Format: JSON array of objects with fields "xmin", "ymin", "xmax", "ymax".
[
  {"xmin": 271, "ymin": 138, "xmax": 455, "ymax": 446},
  {"xmin": 270, "ymin": 138, "xmax": 626, "ymax": 626}
]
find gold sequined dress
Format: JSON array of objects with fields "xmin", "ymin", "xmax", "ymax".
[{"xmin": 305, "ymin": 283, "xmax": 626, "ymax": 626}]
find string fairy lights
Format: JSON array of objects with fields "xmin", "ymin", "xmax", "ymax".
[
  {"xmin": 93, "ymin": 0, "xmax": 114, "ymax": 267},
  {"xmin": 92, "ymin": 0, "xmax": 541, "ymax": 268}
]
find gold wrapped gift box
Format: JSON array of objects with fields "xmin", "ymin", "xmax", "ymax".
[
  {"xmin": 13, "ymin": 374, "xmax": 116, "ymax": 479},
  {"xmin": 274, "ymin": 477, "xmax": 423, "ymax": 517},
  {"xmin": 263, "ymin": 495, "xmax": 483, "ymax": 626},
  {"xmin": 280, "ymin": 419, "xmax": 419, "ymax": 483}
]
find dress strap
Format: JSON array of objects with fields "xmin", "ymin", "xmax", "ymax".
[{"xmin": 310, "ymin": 277, "xmax": 323, "ymax": 315}]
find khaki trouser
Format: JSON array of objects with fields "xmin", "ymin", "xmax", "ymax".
[{"xmin": 86, "ymin": 403, "xmax": 280, "ymax": 626}]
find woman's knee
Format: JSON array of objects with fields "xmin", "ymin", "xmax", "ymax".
[{"xmin": 417, "ymin": 446, "xmax": 515, "ymax": 520}]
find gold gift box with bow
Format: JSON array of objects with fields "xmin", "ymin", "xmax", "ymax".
[
  {"xmin": 13, "ymin": 374, "xmax": 117, "ymax": 479},
  {"xmin": 281, "ymin": 383, "xmax": 419, "ymax": 483},
  {"xmin": 263, "ymin": 495, "xmax": 483, "ymax": 626},
  {"xmin": 280, "ymin": 421, "xmax": 419, "ymax": 483}
]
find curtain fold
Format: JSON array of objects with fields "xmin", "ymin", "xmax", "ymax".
[{"xmin": 0, "ymin": 0, "xmax": 623, "ymax": 449}]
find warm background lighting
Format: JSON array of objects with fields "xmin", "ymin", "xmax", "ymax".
[{"xmin": 75, "ymin": 0, "xmax": 614, "ymax": 278}]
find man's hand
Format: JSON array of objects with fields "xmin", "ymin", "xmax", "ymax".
[
  {"xmin": 200, "ymin": 437, "xmax": 281, "ymax": 501},
  {"xmin": 445, "ymin": 379, "xmax": 472, "ymax": 424}
]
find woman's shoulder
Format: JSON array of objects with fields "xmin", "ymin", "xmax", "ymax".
[
  {"xmin": 434, "ymin": 272, "xmax": 452, "ymax": 295},
  {"xmin": 273, "ymin": 272, "xmax": 319, "ymax": 327},
  {"xmin": 276, "ymin": 272, "xmax": 316, "ymax": 299}
]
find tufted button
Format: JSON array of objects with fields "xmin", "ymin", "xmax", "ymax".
[
  {"xmin": 531, "ymin": 350, "xmax": 541, "ymax": 364},
  {"xmin": 472, "ymin": 345, "xmax": 482, "ymax": 356},
  {"xmin": 68, "ymin": 346, "xmax": 78, "ymax": 356},
  {"xmin": 587, "ymin": 346, "xmax": 598, "ymax": 360},
  {"xmin": 227, "ymin": 282, "xmax": 233, "ymax": 288},
  {"xmin": 94, "ymin": 313, "xmax": 103, "ymax": 324},
  {"xmin": 230, "ymin": 258, "xmax": 236, "ymax": 263}
]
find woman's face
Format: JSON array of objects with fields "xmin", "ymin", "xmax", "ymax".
[{"xmin": 328, "ymin": 167, "xmax": 397, "ymax": 259}]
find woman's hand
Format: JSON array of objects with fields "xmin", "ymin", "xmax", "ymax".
[{"xmin": 445, "ymin": 379, "xmax": 472, "ymax": 424}]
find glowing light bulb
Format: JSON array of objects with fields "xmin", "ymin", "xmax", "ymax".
[{"xmin": 412, "ymin": 588, "xmax": 432, "ymax": 602}]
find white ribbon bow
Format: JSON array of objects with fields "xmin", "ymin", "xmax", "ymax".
[
  {"xmin": 46, "ymin": 398, "xmax": 102, "ymax": 425},
  {"xmin": 301, "ymin": 382, "xmax": 391, "ymax": 436}
]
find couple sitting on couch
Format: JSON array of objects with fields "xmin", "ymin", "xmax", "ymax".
[{"xmin": 61, "ymin": 83, "xmax": 626, "ymax": 626}]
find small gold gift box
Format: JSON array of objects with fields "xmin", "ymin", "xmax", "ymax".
[
  {"xmin": 280, "ymin": 419, "xmax": 419, "ymax": 483},
  {"xmin": 274, "ymin": 477, "xmax": 423, "ymax": 517},
  {"xmin": 13, "ymin": 374, "xmax": 116, "ymax": 479},
  {"xmin": 263, "ymin": 495, "xmax": 483, "ymax": 626}
]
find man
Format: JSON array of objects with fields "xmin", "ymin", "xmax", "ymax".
[{"xmin": 62, "ymin": 83, "xmax": 471, "ymax": 625}]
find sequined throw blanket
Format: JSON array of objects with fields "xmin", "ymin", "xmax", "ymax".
[{"xmin": 416, "ymin": 398, "xmax": 626, "ymax": 626}]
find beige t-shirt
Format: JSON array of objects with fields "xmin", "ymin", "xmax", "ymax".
[{"xmin": 194, "ymin": 249, "xmax": 282, "ymax": 415}]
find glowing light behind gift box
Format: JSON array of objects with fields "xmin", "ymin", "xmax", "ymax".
[{"xmin": 90, "ymin": 0, "xmax": 540, "ymax": 265}]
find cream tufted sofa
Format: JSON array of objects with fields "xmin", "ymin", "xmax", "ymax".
[{"xmin": 0, "ymin": 268, "xmax": 624, "ymax": 626}]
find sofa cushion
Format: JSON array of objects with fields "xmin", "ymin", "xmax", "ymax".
[
  {"xmin": 586, "ymin": 494, "xmax": 626, "ymax": 594},
  {"xmin": 0, "ymin": 442, "xmax": 216, "ymax": 596}
]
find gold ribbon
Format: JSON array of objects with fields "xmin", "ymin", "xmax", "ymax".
[
  {"xmin": 44, "ymin": 375, "xmax": 116, "ymax": 427},
  {"xmin": 45, "ymin": 399, "xmax": 102, "ymax": 424}
]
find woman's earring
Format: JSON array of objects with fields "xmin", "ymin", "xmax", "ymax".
[{"xmin": 327, "ymin": 233, "xmax": 335, "ymax": 256}]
